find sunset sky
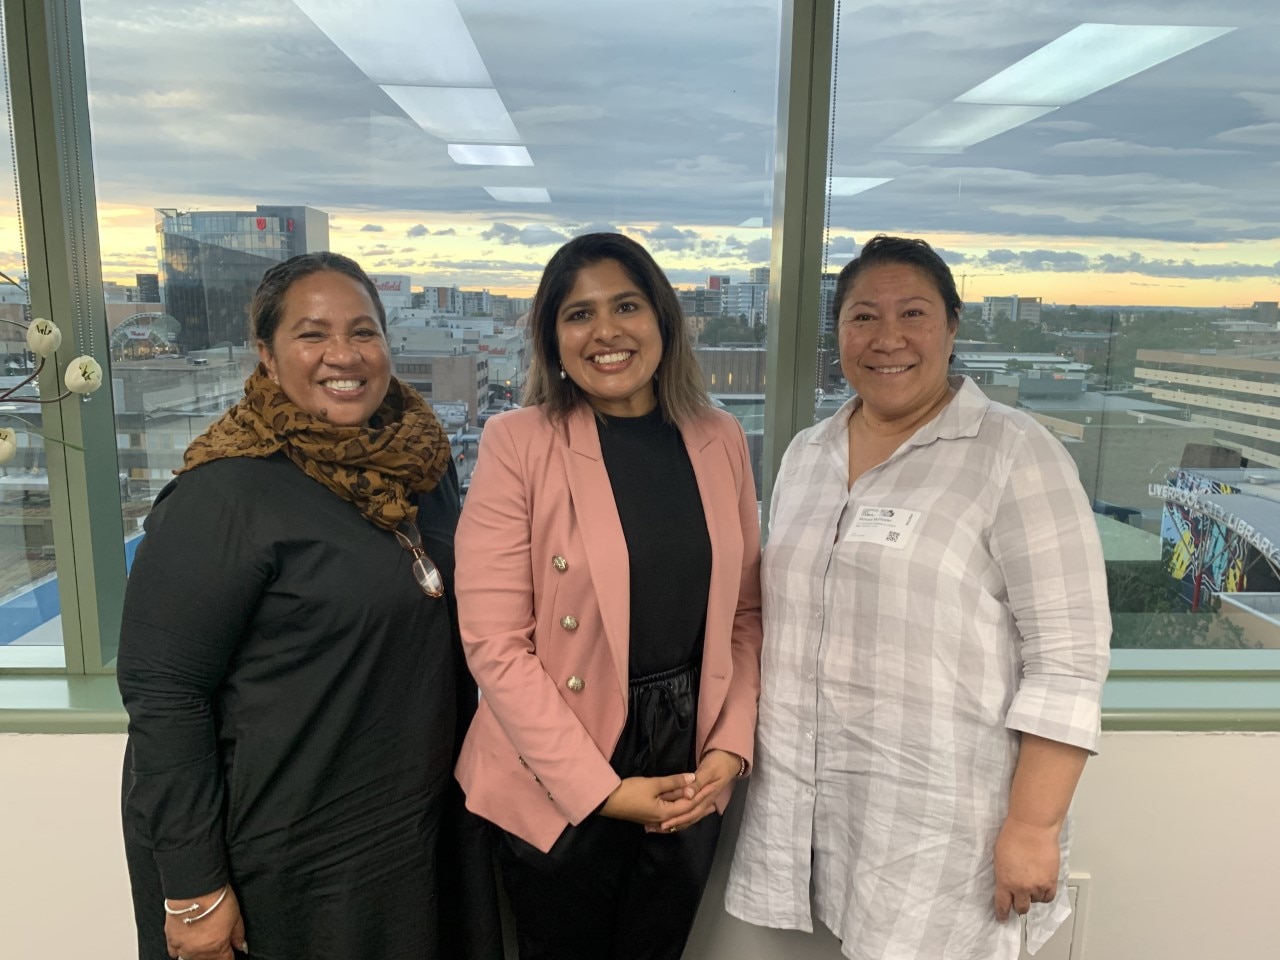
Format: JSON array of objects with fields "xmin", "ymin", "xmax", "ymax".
[
  {"xmin": 3, "ymin": 0, "xmax": 1277, "ymax": 309},
  {"xmin": 71, "ymin": 205, "xmax": 1280, "ymax": 307}
]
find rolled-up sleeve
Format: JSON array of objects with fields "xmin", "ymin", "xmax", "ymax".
[{"xmin": 992, "ymin": 424, "xmax": 1112, "ymax": 754}]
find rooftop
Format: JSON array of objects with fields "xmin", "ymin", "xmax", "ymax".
[{"xmin": 1017, "ymin": 394, "xmax": 1180, "ymax": 414}]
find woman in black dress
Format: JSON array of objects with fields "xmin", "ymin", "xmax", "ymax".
[{"xmin": 117, "ymin": 252, "xmax": 498, "ymax": 960}]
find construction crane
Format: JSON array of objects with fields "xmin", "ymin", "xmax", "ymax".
[{"xmin": 958, "ymin": 272, "xmax": 998, "ymax": 302}]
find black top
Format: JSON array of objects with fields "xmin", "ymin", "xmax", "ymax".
[
  {"xmin": 117, "ymin": 455, "xmax": 501, "ymax": 960},
  {"xmin": 598, "ymin": 407, "xmax": 712, "ymax": 678}
]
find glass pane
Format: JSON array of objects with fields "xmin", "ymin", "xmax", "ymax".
[
  {"xmin": 83, "ymin": 0, "xmax": 781, "ymax": 518},
  {"xmin": 0, "ymin": 6, "xmax": 65, "ymax": 667},
  {"xmin": 824, "ymin": 1, "xmax": 1280, "ymax": 650}
]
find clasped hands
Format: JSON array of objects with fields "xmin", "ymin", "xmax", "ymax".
[{"xmin": 599, "ymin": 748, "xmax": 741, "ymax": 834}]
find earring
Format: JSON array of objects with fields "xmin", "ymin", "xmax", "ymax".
[{"xmin": 559, "ymin": 366, "xmax": 567, "ymax": 381}]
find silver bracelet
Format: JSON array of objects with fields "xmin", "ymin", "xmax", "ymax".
[{"xmin": 163, "ymin": 885, "xmax": 229, "ymax": 925}]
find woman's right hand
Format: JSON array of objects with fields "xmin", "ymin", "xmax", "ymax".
[
  {"xmin": 164, "ymin": 885, "xmax": 247, "ymax": 960},
  {"xmin": 599, "ymin": 773, "xmax": 697, "ymax": 826}
]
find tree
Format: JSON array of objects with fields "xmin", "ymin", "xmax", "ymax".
[
  {"xmin": 698, "ymin": 315, "xmax": 755, "ymax": 346},
  {"xmin": 1106, "ymin": 560, "xmax": 1254, "ymax": 649},
  {"xmin": 990, "ymin": 316, "xmax": 1052, "ymax": 353}
]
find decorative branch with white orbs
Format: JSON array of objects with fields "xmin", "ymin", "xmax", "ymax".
[
  {"xmin": 0, "ymin": 317, "xmax": 104, "ymax": 463},
  {"xmin": 0, "ymin": 317, "xmax": 104, "ymax": 404}
]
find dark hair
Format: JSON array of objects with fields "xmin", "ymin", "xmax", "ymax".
[
  {"xmin": 832, "ymin": 234, "xmax": 963, "ymax": 327},
  {"xmin": 523, "ymin": 232, "xmax": 709, "ymax": 425},
  {"xmin": 250, "ymin": 251, "xmax": 386, "ymax": 344}
]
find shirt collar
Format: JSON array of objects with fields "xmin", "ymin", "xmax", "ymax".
[{"xmin": 810, "ymin": 375, "xmax": 990, "ymax": 449}]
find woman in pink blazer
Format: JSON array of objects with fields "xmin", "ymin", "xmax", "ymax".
[{"xmin": 454, "ymin": 233, "xmax": 763, "ymax": 959}]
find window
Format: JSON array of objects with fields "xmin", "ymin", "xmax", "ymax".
[
  {"xmin": 0, "ymin": 7, "xmax": 64, "ymax": 668},
  {"xmin": 819, "ymin": 0, "xmax": 1280, "ymax": 650},
  {"xmin": 2, "ymin": 0, "xmax": 1276, "ymax": 688},
  {"xmin": 82, "ymin": 0, "xmax": 784, "ymax": 518}
]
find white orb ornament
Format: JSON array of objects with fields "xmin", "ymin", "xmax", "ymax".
[
  {"xmin": 25, "ymin": 317, "xmax": 62, "ymax": 358},
  {"xmin": 64, "ymin": 355, "xmax": 103, "ymax": 395},
  {"xmin": 0, "ymin": 427, "xmax": 15, "ymax": 465}
]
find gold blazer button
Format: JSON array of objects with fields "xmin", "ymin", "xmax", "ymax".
[
  {"xmin": 560, "ymin": 615, "xmax": 579, "ymax": 630},
  {"xmin": 566, "ymin": 675, "xmax": 585, "ymax": 693},
  {"xmin": 552, "ymin": 555, "xmax": 568, "ymax": 571}
]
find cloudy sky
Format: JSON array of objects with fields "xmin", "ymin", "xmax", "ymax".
[{"xmin": 5, "ymin": 0, "xmax": 1278, "ymax": 306}]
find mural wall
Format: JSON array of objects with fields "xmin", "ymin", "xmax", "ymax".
[{"xmin": 1158, "ymin": 469, "xmax": 1280, "ymax": 608}]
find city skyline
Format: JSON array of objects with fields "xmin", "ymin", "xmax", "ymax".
[{"xmin": 3, "ymin": 202, "xmax": 1274, "ymax": 308}]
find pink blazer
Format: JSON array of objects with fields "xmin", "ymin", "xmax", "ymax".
[{"xmin": 454, "ymin": 403, "xmax": 763, "ymax": 852}]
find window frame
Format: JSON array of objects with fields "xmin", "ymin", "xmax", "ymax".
[
  {"xmin": 1, "ymin": 0, "xmax": 123, "ymax": 680},
  {"xmin": 1, "ymin": 0, "xmax": 1277, "ymax": 732}
]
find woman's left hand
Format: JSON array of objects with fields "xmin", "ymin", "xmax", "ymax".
[
  {"xmin": 651, "ymin": 749, "xmax": 741, "ymax": 834},
  {"xmin": 993, "ymin": 815, "xmax": 1061, "ymax": 922}
]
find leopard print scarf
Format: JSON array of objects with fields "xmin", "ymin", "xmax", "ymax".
[{"xmin": 179, "ymin": 364, "xmax": 453, "ymax": 530}]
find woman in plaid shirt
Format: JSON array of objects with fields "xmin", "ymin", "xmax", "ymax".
[{"xmin": 726, "ymin": 235, "xmax": 1111, "ymax": 960}]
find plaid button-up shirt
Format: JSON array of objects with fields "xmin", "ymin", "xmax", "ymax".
[{"xmin": 725, "ymin": 377, "xmax": 1111, "ymax": 960}]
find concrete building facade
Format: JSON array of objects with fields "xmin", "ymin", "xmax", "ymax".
[
  {"xmin": 982, "ymin": 295, "xmax": 1042, "ymax": 327},
  {"xmin": 1134, "ymin": 350, "xmax": 1280, "ymax": 469}
]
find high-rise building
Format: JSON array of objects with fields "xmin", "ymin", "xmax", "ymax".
[
  {"xmin": 707, "ymin": 274, "xmax": 730, "ymax": 291},
  {"xmin": 135, "ymin": 273, "xmax": 160, "ymax": 303},
  {"xmin": 102, "ymin": 281, "xmax": 133, "ymax": 303},
  {"xmin": 720, "ymin": 282, "xmax": 769, "ymax": 326},
  {"xmin": 420, "ymin": 285, "xmax": 462, "ymax": 314},
  {"xmin": 460, "ymin": 289, "xmax": 492, "ymax": 316},
  {"xmin": 677, "ymin": 286, "xmax": 721, "ymax": 319},
  {"xmin": 749, "ymin": 266, "xmax": 770, "ymax": 285},
  {"xmin": 1255, "ymin": 301, "xmax": 1279, "ymax": 326},
  {"xmin": 817, "ymin": 272, "xmax": 841, "ymax": 391},
  {"xmin": 982, "ymin": 295, "xmax": 1042, "ymax": 327},
  {"xmin": 156, "ymin": 205, "xmax": 328, "ymax": 350}
]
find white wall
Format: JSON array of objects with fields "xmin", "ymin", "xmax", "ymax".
[
  {"xmin": 3, "ymin": 732, "xmax": 1278, "ymax": 959},
  {"xmin": 1, "ymin": 733, "xmax": 137, "ymax": 957}
]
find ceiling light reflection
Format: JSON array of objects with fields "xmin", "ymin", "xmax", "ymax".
[
  {"xmin": 484, "ymin": 187, "xmax": 552, "ymax": 203},
  {"xmin": 828, "ymin": 177, "xmax": 893, "ymax": 197},
  {"xmin": 448, "ymin": 144, "xmax": 534, "ymax": 166},
  {"xmin": 293, "ymin": 0, "xmax": 493, "ymax": 87},
  {"xmin": 957, "ymin": 23, "xmax": 1234, "ymax": 107},
  {"xmin": 381, "ymin": 86, "xmax": 521, "ymax": 143},
  {"xmin": 878, "ymin": 104, "xmax": 1057, "ymax": 153}
]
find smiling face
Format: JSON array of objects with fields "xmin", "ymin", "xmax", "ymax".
[
  {"xmin": 837, "ymin": 262, "xmax": 958, "ymax": 426},
  {"xmin": 556, "ymin": 258, "xmax": 664, "ymax": 417},
  {"xmin": 257, "ymin": 270, "xmax": 391, "ymax": 426}
]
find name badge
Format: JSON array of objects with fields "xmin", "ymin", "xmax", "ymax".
[{"xmin": 844, "ymin": 505, "xmax": 921, "ymax": 550}]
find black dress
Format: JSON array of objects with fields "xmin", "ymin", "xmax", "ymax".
[
  {"xmin": 497, "ymin": 409, "xmax": 718, "ymax": 960},
  {"xmin": 117, "ymin": 455, "xmax": 500, "ymax": 960}
]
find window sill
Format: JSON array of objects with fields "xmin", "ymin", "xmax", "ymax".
[
  {"xmin": 2, "ymin": 665, "xmax": 1278, "ymax": 734},
  {"xmin": 0, "ymin": 675, "xmax": 128, "ymax": 733},
  {"xmin": 1103, "ymin": 678, "xmax": 1280, "ymax": 730}
]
